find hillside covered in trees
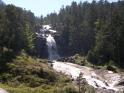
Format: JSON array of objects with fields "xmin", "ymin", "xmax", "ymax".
[
  {"xmin": 44, "ymin": 0, "xmax": 124, "ymax": 68},
  {"xmin": 0, "ymin": 0, "xmax": 124, "ymax": 92},
  {"xmin": 0, "ymin": 0, "xmax": 45, "ymax": 70}
]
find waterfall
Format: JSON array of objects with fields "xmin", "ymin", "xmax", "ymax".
[
  {"xmin": 36, "ymin": 25, "xmax": 60, "ymax": 60},
  {"xmin": 46, "ymin": 34, "xmax": 60, "ymax": 60}
]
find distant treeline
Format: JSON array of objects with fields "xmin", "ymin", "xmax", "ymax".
[{"xmin": 44, "ymin": 0, "xmax": 124, "ymax": 67}]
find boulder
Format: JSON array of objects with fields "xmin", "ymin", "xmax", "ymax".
[{"xmin": 0, "ymin": 88, "xmax": 8, "ymax": 93}]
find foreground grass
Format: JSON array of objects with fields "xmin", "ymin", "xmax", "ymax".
[
  {"xmin": 0, "ymin": 52, "xmax": 97, "ymax": 93},
  {"xmin": 0, "ymin": 84, "xmax": 54, "ymax": 93},
  {"xmin": 0, "ymin": 52, "xmax": 78, "ymax": 93},
  {"xmin": 0, "ymin": 83, "xmax": 79, "ymax": 93}
]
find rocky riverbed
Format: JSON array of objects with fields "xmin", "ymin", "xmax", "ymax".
[{"xmin": 52, "ymin": 61, "xmax": 124, "ymax": 93}]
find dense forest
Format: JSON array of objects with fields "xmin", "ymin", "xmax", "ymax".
[
  {"xmin": 1, "ymin": 0, "xmax": 124, "ymax": 69},
  {"xmin": 0, "ymin": 0, "xmax": 45, "ymax": 70},
  {"xmin": 44, "ymin": 0, "xmax": 124, "ymax": 68},
  {"xmin": 0, "ymin": 0, "xmax": 124, "ymax": 92}
]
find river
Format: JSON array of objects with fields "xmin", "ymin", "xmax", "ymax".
[{"xmin": 52, "ymin": 61, "xmax": 124, "ymax": 92}]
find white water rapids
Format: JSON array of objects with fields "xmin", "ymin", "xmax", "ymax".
[{"xmin": 52, "ymin": 61, "xmax": 123, "ymax": 92}]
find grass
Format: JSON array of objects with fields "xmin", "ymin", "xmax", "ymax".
[
  {"xmin": 0, "ymin": 84, "xmax": 55, "ymax": 93},
  {"xmin": 0, "ymin": 83, "xmax": 79, "ymax": 93},
  {"xmin": 0, "ymin": 52, "xmax": 100, "ymax": 93},
  {"xmin": 0, "ymin": 52, "xmax": 79, "ymax": 93},
  {"xmin": 3, "ymin": 52, "xmax": 58, "ymax": 86}
]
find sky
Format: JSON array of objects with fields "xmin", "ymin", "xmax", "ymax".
[{"xmin": 3, "ymin": 0, "xmax": 118, "ymax": 17}]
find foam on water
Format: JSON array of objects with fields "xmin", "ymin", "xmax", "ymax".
[{"xmin": 53, "ymin": 61, "xmax": 120, "ymax": 91}]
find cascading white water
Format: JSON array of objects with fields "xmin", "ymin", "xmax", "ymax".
[
  {"xmin": 46, "ymin": 34, "xmax": 60, "ymax": 60},
  {"xmin": 52, "ymin": 61, "xmax": 123, "ymax": 92},
  {"xmin": 36, "ymin": 25, "xmax": 60, "ymax": 60}
]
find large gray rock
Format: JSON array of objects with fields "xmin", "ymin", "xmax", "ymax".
[
  {"xmin": 0, "ymin": 88, "xmax": 8, "ymax": 93},
  {"xmin": 115, "ymin": 79, "xmax": 124, "ymax": 86},
  {"xmin": 96, "ymin": 88, "xmax": 115, "ymax": 93}
]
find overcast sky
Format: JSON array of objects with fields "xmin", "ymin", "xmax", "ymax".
[{"xmin": 3, "ymin": 0, "xmax": 118, "ymax": 17}]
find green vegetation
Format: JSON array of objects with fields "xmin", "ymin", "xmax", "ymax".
[
  {"xmin": 0, "ymin": 83, "xmax": 79, "ymax": 93},
  {"xmin": 76, "ymin": 73, "xmax": 95, "ymax": 93},
  {"xmin": 0, "ymin": 52, "xmax": 78, "ymax": 93},
  {"xmin": 72, "ymin": 54, "xmax": 119, "ymax": 72},
  {"xmin": 0, "ymin": 3, "xmax": 37, "ymax": 68},
  {"xmin": 0, "ymin": 0, "xmax": 124, "ymax": 92},
  {"xmin": 73, "ymin": 54, "xmax": 91, "ymax": 67},
  {"xmin": 5, "ymin": 52, "xmax": 57, "ymax": 87},
  {"xmin": 45, "ymin": 0, "xmax": 124, "ymax": 68}
]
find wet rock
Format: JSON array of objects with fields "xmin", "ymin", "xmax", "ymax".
[
  {"xmin": 53, "ymin": 61, "xmax": 124, "ymax": 92},
  {"xmin": 96, "ymin": 88, "xmax": 115, "ymax": 93},
  {"xmin": 0, "ymin": 88, "xmax": 8, "ymax": 93},
  {"xmin": 116, "ymin": 79, "xmax": 124, "ymax": 86}
]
